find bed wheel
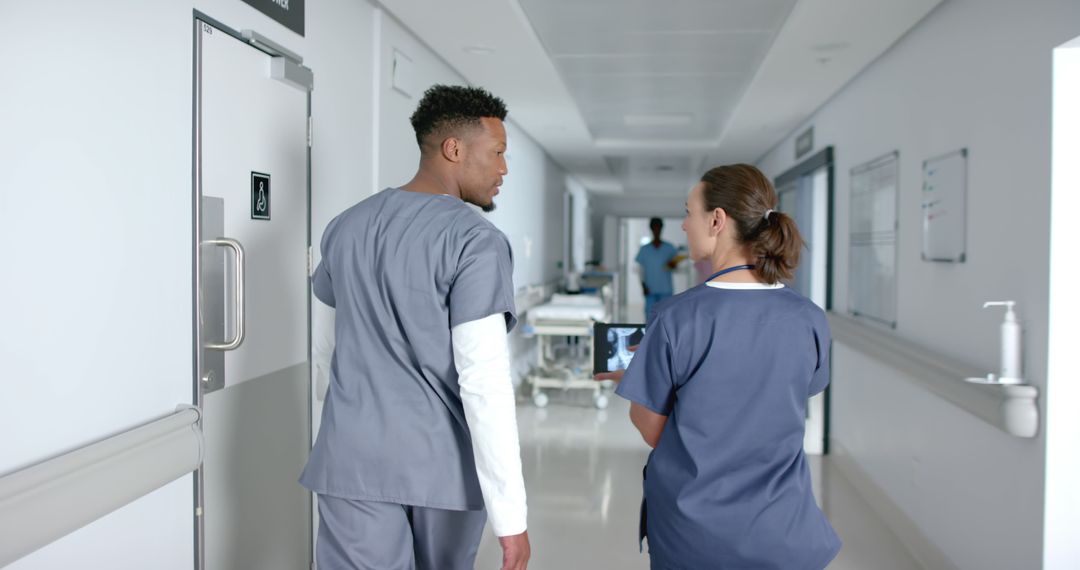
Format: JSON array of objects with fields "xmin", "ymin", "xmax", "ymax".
[
  {"xmin": 533, "ymin": 392, "xmax": 549, "ymax": 408},
  {"xmin": 593, "ymin": 394, "xmax": 609, "ymax": 410}
]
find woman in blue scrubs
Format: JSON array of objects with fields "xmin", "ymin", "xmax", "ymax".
[{"xmin": 611, "ymin": 164, "xmax": 841, "ymax": 569}]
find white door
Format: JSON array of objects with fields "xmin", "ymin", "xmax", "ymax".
[{"xmin": 195, "ymin": 18, "xmax": 312, "ymax": 570}]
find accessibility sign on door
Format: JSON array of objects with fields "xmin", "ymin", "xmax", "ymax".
[{"xmin": 251, "ymin": 171, "xmax": 271, "ymax": 220}]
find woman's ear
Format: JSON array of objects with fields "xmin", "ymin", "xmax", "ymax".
[{"xmin": 711, "ymin": 208, "xmax": 727, "ymax": 237}]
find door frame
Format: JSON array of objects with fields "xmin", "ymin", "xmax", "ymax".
[
  {"xmin": 774, "ymin": 146, "xmax": 835, "ymax": 454},
  {"xmin": 191, "ymin": 11, "xmax": 313, "ymax": 570}
]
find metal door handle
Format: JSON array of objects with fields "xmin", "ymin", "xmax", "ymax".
[{"xmin": 204, "ymin": 238, "xmax": 245, "ymax": 351}]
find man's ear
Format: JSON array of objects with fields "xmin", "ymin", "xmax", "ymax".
[{"xmin": 441, "ymin": 136, "xmax": 463, "ymax": 163}]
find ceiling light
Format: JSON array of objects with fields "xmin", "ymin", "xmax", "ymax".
[
  {"xmin": 811, "ymin": 41, "xmax": 851, "ymax": 53},
  {"xmin": 623, "ymin": 113, "xmax": 693, "ymax": 127},
  {"xmin": 463, "ymin": 45, "xmax": 496, "ymax": 55}
]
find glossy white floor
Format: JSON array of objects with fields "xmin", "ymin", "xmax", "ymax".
[{"xmin": 475, "ymin": 394, "xmax": 924, "ymax": 570}]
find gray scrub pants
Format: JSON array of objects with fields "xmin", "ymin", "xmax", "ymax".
[{"xmin": 316, "ymin": 495, "xmax": 487, "ymax": 570}]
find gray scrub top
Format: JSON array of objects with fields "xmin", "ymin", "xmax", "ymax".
[
  {"xmin": 616, "ymin": 285, "xmax": 841, "ymax": 569},
  {"xmin": 300, "ymin": 188, "xmax": 516, "ymax": 511}
]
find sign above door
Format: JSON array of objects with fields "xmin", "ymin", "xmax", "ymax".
[{"xmin": 239, "ymin": 0, "xmax": 305, "ymax": 36}]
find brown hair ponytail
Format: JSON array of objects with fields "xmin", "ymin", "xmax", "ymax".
[{"xmin": 699, "ymin": 164, "xmax": 804, "ymax": 284}]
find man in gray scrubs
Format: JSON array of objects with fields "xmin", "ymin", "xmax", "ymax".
[{"xmin": 301, "ymin": 85, "xmax": 529, "ymax": 570}]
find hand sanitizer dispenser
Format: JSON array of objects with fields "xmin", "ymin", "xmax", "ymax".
[
  {"xmin": 981, "ymin": 301, "xmax": 1023, "ymax": 384},
  {"xmin": 959, "ymin": 301, "xmax": 1039, "ymax": 438}
]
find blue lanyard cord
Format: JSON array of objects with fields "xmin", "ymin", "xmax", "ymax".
[{"xmin": 705, "ymin": 264, "xmax": 756, "ymax": 282}]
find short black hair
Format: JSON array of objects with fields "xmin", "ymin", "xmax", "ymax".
[
  {"xmin": 409, "ymin": 85, "xmax": 508, "ymax": 150},
  {"xmin": 649, "ymin": 217, "xmax": 663, "ymax": 228}
]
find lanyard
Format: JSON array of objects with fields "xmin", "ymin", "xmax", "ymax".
[{"xmin": 705, "ymin": 264, "xmax": 756, "ymax": 282}]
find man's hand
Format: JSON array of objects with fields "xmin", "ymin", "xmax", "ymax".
[{"xmin": 498, "ymin": 530, "xmax": 530, "ymax": 570}]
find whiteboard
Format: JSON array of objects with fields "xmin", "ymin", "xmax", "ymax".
[
  {"xmin": 848, "ymin": 151, "xmax": 898, "ymax": 328},
  {"xmin": 922, "ymin": 149, "xmax": 967, "ymax": 262}
]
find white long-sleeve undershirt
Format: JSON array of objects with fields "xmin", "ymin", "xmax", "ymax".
[
  {"xmin": 311, "ymin": 300, "xmax": 527, "ymax": 536},
  {"xmin": 451, "ymin": 313, "xmax": 528, "ymax": 537},
  {"xmin": 312, "ymin": 296, "xmax": 335, "ymax": 402}
]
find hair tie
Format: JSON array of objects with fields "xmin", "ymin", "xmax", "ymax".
[{"xmin": 763, "ymin": 209, "xmax": 775, "ymax": 221}]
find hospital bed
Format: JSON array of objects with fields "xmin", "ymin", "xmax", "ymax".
[{"xmin": 522, "ymin": 291, "xmax": 616, "ymax": 409}]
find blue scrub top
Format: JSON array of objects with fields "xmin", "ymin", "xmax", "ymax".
[
  {"xmin": 635, "ymin": 241, "xmax": 678, "ymax": 295},
  {"xmin": 616, "ymin": 283, "xmax": 841, "ymax": 569}
]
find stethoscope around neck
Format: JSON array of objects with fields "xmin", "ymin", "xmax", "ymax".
[{"xmin": 704, "ymin": 264, "xmax": 756, "ymax": 282}]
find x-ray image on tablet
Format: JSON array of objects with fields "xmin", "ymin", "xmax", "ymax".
[{"xmin": 593, "ymin": 323, "xmax": 646, "ymax": 373}]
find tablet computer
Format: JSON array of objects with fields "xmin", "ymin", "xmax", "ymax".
[{"xmin": 593, "ymin": 322, "xmax": 647, "ymax": 374}]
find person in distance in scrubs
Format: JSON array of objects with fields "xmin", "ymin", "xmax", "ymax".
[{"xmin": 635, "ymin": 217, "xmax": 680, "ymax": 320}]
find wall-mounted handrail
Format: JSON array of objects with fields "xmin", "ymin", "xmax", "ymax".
[
  {"xmin": 828, "ymin": 312, "xmax": 1039, "ymax": 438},
  {"xmin": 0, "ymin": 406, "xmax": 204, "ymax": 566}
]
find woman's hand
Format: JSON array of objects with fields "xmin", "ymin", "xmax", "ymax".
[
  {"xmin": 593, "ymin": 370, "xmax": 624, "ymax": 382},
  {"xmin": 594, "ymin": 346, "xmax": 638, "ymax": 383}
]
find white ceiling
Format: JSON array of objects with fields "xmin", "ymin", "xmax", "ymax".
[
  {"xmin": 377, "ymin": 0, "xmax": 944, "ymax": 198},
  {"xmin": 520, "ymin": 0, "xmax": 795, "ymax": 146}
]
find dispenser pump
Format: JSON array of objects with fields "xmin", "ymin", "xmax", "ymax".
[
  {"xmin": 984, "ymin": 301, "xmax": 1017, "ymax": 321},
  {"xmin": 984, "ymin": 301, "xmax": 1022, "ymax": 381}
]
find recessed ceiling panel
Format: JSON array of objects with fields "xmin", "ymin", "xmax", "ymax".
[
  {"xmin": 567, "ymin": 73, "xmax": 741, "ymax": 140},
  {"xmin": 519, "ymin": 0, "xmax": 798, "ymax": 143},
  {"xmin": 555, "ymin": 54, "xmax": 758, "ymax": 76},
  {"xmin": 566, "ymin": 74, "xmax": 743, "ymax": 103},
  {"xmin": 522, "ymin": 0, "xmax": 797, "ymax": 36},
  {"xmin": 543, "ymin": 29, "xmax": 774, "ymax": 58}
]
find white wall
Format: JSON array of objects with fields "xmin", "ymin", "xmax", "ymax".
[
  {"xmin": 757, "ymin": 0, "xmax": 1080, "ymax": 568},
  {"xmin": 491, "ymin": 123, "xmax": 567, "ymax": 288},
  {"xmin": 1044, "ymin": 35, "xmax": 1080, "ymax": 570},
  {"xmin": 1, "ymin": 0, "xmax": 379, "ymax": 567},
  {"xmin": 376, "ymin": 13, "xmax": 466, "ymax": 192},
  {"xmin": 2, "ymin": 2, "xmax": 197, "ymax": 568},
  {"xmin": 309, "ymin": 0, "xmax": 379, "ymax": 259}
]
